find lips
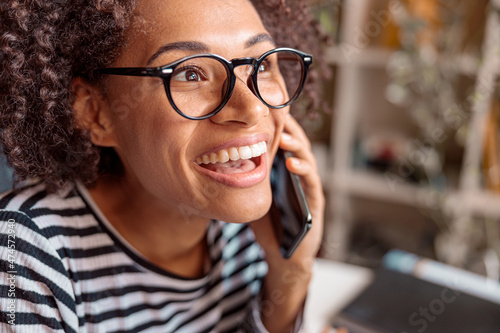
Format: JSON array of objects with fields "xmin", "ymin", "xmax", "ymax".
[{"xmin": 194, "ymin": 139, "xmax": 268, "ymax": 187}]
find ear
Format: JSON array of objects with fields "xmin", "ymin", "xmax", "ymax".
[{"xmin": 71, "ymin": 77, "xmax": 117, "ymax": 147}]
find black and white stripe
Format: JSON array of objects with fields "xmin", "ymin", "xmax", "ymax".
[{"xmin": 0, "ymin": 183, "xmax": 272, "ymax": 332}]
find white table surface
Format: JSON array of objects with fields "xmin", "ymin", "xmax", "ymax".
[{"xmin": 303, "ymin": 259, "xmax": 374, "ymax": 333}]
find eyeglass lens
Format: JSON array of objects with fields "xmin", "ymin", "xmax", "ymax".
[{"xmin": 168, "ymin": 50, "xmax": 304, "ymax": 118}]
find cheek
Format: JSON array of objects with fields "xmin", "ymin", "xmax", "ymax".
[
  {"xmin": 269, "ymin": 108, "xmax": 288, "ymax": 154},
  {"xmin": 108, "ymin": 96, "xmax": 200, "ymax": 195},
  {"xmin": 114, "ymin": 127, "xmax": 205, "ymax": 214},
  {"xmin": 107, "ymin": 79, "xmax": 185, "ymax": 157},
  {"xmin": 106, "ymin": 77, "xmax": 165, "ymax": 123},
  {"xmin": 275, "ymin": 107, "xmax": 288, "ymax": 129},
  {"xmin": 116, "ymin": 116, "xmax": 193, "ymax": 176}
]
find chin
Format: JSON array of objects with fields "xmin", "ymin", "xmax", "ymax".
[{"xmin": 212, "ymin": 193, "xmax": 272, "ymax": 224}]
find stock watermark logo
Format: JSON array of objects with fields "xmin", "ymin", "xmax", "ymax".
[
  {"xmin": 400, "ymin": 277, "xmax": 465, "ymax": 333},
  {"xmin": 405, "ymin": 287, "xmax": 460, "ymax": 333},
  {"xmin": 384, "ymin": 72, "xmax": 498, "ymax": 193},
  {"xmin": 340, "ymin": 0, "xmax": 403, "ymax": 63},
  {"xmin": 6, "ymin": 218, "xmax": 17, "ymax": 326}
]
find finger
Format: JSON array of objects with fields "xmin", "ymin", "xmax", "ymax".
[
  {"xmin": 322, "ymin": 326, "xmax": 344, "ymax": 333},
  {"xmin": 280, "ymin": 132, "xmax": 302, "ymax": 151},
  {"xmin": 280, "ymin": 137, "xmax": 318, "ymax": 174},
  {"xmin": 280, "ymin": 133, "xmax": 316, "ymax": 166},
  {"xmin": 283, "ymin": 115, "xmax": 310, "ymax": 147},
  {"xmin": 285, "ymin": 157, "xmax": 313, "ymax": 176},
  {"xmin": 286, "ymin": 157, "xmax": 323, "ymax": 203}
]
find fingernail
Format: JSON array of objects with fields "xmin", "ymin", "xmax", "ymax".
[
  {"xmin": 281, "ymin": 133, "xmax": 292, "ymax": 142},
  {"xmin": 290, "ymin": 157, "xmax": 301, "ymax": 166}
]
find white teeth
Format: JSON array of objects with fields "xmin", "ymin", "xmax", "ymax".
[
  {"xmin": 196, "ymin": 140, "xmax": 267, "ymax": 165},
  {"xmin": 238, "ymin": 146, "xmax": 252, "ymax": 160},
  {"xmin": 210, "ymin": 153, "xmax": 218, "ymax": 164},
  {"xmin": 250, "ymin": 144, "xmax": 261, "ymax": 157},
  {"xmin": 258, "ymin": 141, "xmax": 267, "ymax": 153},
  {"xmin": 228, "ymin": 147, "xmax": 239, "ymax": 161},
  {"xmin": 218, "ymin": 150, "xmax": 229, "ymax": 163}
]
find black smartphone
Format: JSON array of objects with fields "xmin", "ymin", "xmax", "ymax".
[{"xmin": 270, "ymin": 148, "xmax": 312, "ymax": 258}]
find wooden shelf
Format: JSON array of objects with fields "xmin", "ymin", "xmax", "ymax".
[
  {"xmin": 331, "ymin": 168, "xmax": 500, "ymax": 219},
  {"xmin": 325, "ymin": 46, "xmax": 481, "ymax": 76},
  {"xmin": 325, "ymin": 46, "xmax": 392, "ymax": 68},
  {"xmin": 331, "ymin": 170, "xmax": 436, "ymax": 208},
  {"xmin": 323, "ymin": 0, "xmax": 500, "ymax": 265},
  {"xmin": 444, "ymin": 190, "xmax": 500, "ymax": 219}
]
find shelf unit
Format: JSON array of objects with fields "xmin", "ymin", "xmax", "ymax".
[
  {"xmin": 439, "ymin": 0, "xmax": 500, "ymax": 266},
  {"xmin": 322, "ymin": 0, "xmax": 500, "ymax": 268}
]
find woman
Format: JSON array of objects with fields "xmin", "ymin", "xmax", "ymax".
[{"xmin": 0, "ymin": 0, "xmax": 325, "ymax": 332}]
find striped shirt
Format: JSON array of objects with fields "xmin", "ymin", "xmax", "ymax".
[{"xmin": 0, "ymin": 182, "xmax": 288, "ymax": 332}]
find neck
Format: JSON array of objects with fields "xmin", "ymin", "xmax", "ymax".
[{"xmin": 86, "ymin": 174, "xmax": 212, "ymax": 278}]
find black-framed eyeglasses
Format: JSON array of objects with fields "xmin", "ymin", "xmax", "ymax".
[{"xmin": 97, "ymin": 47, "xmax": 312, "ymax": 120}]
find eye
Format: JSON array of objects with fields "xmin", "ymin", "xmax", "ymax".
[
  {"xmin": 172, "ymin": 66, "xmax": 206, "ymax": 82},
  {"xmin": 258, "ymin": 61, "xmax": 270, "ymax": 73},
  {"xmin": 257, "ymin": 56, "xmax": 278, "ymax": 79}
]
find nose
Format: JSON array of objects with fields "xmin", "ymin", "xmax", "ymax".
[{"xmin": 209, "ymin": 69, "xmax": 269, "ymax": 127}]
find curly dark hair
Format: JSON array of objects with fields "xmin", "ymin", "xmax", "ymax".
[{"xmin": 0, "ymin": 0, "xmax": 329, "ymax": 192}]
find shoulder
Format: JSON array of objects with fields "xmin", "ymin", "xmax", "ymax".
[
  {"xmin": 0, "ymin": 182, "xmax": 91, "ymax": 231},
  {"xmin": 0, "ymin": 182, "xmax": 86, "ymax": 216},
  {"xmin": 0, "ymin": 182, "xmax": 97, "ymax": 270},
  {"xmin": 0, "ymin": 183, "xmax": 87, "ymax": 330}
]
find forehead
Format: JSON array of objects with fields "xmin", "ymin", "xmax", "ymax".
[{"xmin": 119, "ymin": 0, "xmax": 269, "ymax": 66}]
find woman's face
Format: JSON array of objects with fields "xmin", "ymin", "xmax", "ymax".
[{"xmin": 100, "ymin": 0, "xmax": 288, "ymax": 223}]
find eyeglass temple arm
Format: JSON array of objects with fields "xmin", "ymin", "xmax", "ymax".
[{"xmin": 97, "ymin": 67, "xmax": 171, "ymax": 77}]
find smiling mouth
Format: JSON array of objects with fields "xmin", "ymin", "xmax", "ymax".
[{"xmin": 196, "ymin": 141, "xmax": 267, "ymax": 174}]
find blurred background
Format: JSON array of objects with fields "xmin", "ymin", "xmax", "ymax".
[
  {"xmin": 299, "ymin": 2, "xmax": 500, "ymax": 330},
  {"xmin": 302, "ymin": 0, "xmax": 500, "ymax": 278}
]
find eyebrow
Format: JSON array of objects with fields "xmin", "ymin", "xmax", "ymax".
[
  {"xmin": 245, "ymin": 33, "xmax": 275, "ymax": 48},
  {"xmin": 147, "ymin": 41, "xmax": 209, "ymax": 66},
  {"xmin": 147, "ymin": 33, "xmax": 276, "ymax": 66}
]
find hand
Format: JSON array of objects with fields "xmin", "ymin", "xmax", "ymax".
[
  {"xmin": 250, "ymin": 115, "xmax": 325, "ymax": 332},
  {"xmin": 251, "ymin": 114, "xmax": 324, "ymax": 269}
]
